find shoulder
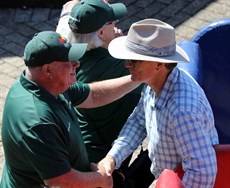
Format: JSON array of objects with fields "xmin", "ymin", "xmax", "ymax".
[
  {"xmin": 162, "ymin": 68, "xmax": 212, "ymax": 122},
  {"xmin": 66, "ymin": 82, "xmax": 90, "ymax": 105}
]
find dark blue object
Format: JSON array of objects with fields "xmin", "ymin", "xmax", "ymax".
[{"xmin": 178, "ymin": 18, "xmax": 230, "ymax": 144}]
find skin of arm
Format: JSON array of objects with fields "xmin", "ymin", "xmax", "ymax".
[
  {"xmin": 97, "ymin": 155, "xmax": 116, "ymax": 177},
  {"xmin": 76, "ymin": 75, "xmax": 141, "ymax": 108},
  {"xmin": 65, "ymin": 0, "xmax": 80, "ymax": 12},
  {"xmin": 44, "ymin": 163, "xmax": 113, "ymax": 188}
]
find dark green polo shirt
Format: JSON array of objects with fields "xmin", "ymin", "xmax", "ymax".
[
  {"xmin": 1, "ymin": 71, "xmax": 90, "ymax": 188},
  {"xmin": 77, "ymin": 47, "xmax": 142, "ymax": 163}
]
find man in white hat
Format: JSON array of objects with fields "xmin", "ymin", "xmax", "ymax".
[{"xmin": 99, "ymin": 19, "xmax": 219, "ymax": 188}]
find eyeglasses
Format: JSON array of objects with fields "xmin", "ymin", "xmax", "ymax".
[
  {"xmin": 105, "ymin": 20, "xmax": 119, "ymax": 26},
  {"xmin": 128, "ymin": 59, "xmax": 139, "ymax": 67}
]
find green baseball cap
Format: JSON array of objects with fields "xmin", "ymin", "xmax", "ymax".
[
  {"xmin": 23, "ymin": 31, "xmax": 88, "ymax": 67},
  {"xmin": 68, "ymin": 0, "xmax": 127, "ymax": 34}
]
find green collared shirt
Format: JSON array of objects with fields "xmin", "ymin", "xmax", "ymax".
[
  {"xmin": 77, "ymin": 47, "xmax": 142, "ymax": 162},
  {"xmin": 1, "ymin": 71, "xmax": 90, "ymax": 188}
]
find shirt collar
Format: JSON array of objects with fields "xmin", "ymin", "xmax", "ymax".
[
  {"xmin": 155, "ymin": 67, "xmax": 179, "ymax": 110},
  {"xmin": 20, "ymin": 70, "xmax": 62, "ymax": 105}
]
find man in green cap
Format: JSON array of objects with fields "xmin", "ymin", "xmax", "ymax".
[
  {"xmin": 63, "ymin": 0, "xmax": 143, "ymax": 170},
  {"xmin": 0, "ymin": 31, "xmax": 140, "ymax": 188}
]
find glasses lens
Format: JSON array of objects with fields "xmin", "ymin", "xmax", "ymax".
[
  {"xmin": 105, "ymin": 22, "xmax": 112, "ymax": 26},
  {"xmin": 131, "ymin": 60, "xmax": 138, "ymax": 65},
  {"xmin": 105, "ymin": 20, "xmax": 118, "ymax": 26},
  {"xmin": 128, "ymin": 60, "xmax": 139, "ymax": 67}
]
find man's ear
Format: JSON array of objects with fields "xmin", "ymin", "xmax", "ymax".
[
  {"xmin": 97, "ymin": 27, "xmax": 105, "ymax": 40},
  {"xmin": 42, "ymin": 64, "xmax": 52, "ymax": 79},
  {"xmin": 156, "ymin": 62, "xmax": 164, "ymax": 70}
]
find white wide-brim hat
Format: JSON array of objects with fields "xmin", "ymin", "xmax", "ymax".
[{"xmin": 108, "ymin": 19, "xmax": 190, "ymax": 63}]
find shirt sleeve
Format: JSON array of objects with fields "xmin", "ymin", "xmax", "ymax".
[
  {"xmin": 108, "ymin": 95, "xmax": 147, "ymax": 169},
  {"xmin": 19, "ymin": 123, "xmax": 71, "ymax": 180},
  {"xmin": 172, "ymin": 112, "xmax": 217, "ymax": 188},
  {"xmin": 67, "ymin": 82, "xmax": 90, "ymax": 106}
]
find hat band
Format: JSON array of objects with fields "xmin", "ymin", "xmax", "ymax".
[{"xmin": 125, "ymin": 39, "xmax": 176, "ymax": 57}]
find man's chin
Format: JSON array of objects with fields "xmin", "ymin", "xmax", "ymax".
[{"xmin": 69, "ymin": 80, "xmax": 77, "ymax": 87}]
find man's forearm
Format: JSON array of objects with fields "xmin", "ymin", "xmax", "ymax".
[
  {"xmin": 77, "ymin": 75, "xmax": 141, "ymax": 108},
  {"xmin": 44, "ymin": 168, "xmax": 112, "ymax": 188}
]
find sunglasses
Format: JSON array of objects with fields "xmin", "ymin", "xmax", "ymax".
[
  {"xmin": 128, "ymin": 59, "xmax": 139, "ymax": 67},
  {"xmin": 105, "ymin": 20, "xmax": 119, "ymax": 26}
]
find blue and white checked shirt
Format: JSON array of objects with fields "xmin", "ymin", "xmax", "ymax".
[{"xmin": 108, "ymin": 67, "xmax": 219, "ymax": 188}]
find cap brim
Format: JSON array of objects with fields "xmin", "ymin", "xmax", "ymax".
[
  {"xmin": 68, "ymin": 43, "xmax": 88, "ymax": 62},
  {"xmin": 110, "ymin": 3, "xmax": 127, "ymax": 21},
  {"xmin": 108, "ymin": 36, "xmax": 190, "ymax": 63}
]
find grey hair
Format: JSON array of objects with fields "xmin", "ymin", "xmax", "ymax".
[{"xmin": 67, "ymin": 31, "xmax": 103, "ymax": 51}]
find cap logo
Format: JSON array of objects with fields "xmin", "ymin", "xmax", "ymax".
[
  {"xmin": 58, "ymin": 35, "xmax": 71, "ymax": 48},
  {"xmin": 58, "ymin": 37, "xmax": 65, "ymax": 43},
  {"xmin": 58, "ymin": 35, "xmax": 66, "ymax": 43}
]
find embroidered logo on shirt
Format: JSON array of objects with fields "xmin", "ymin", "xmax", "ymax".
[{"xmin": 68, "ymin": 122, "xmax": 71, "ymax": 132}]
